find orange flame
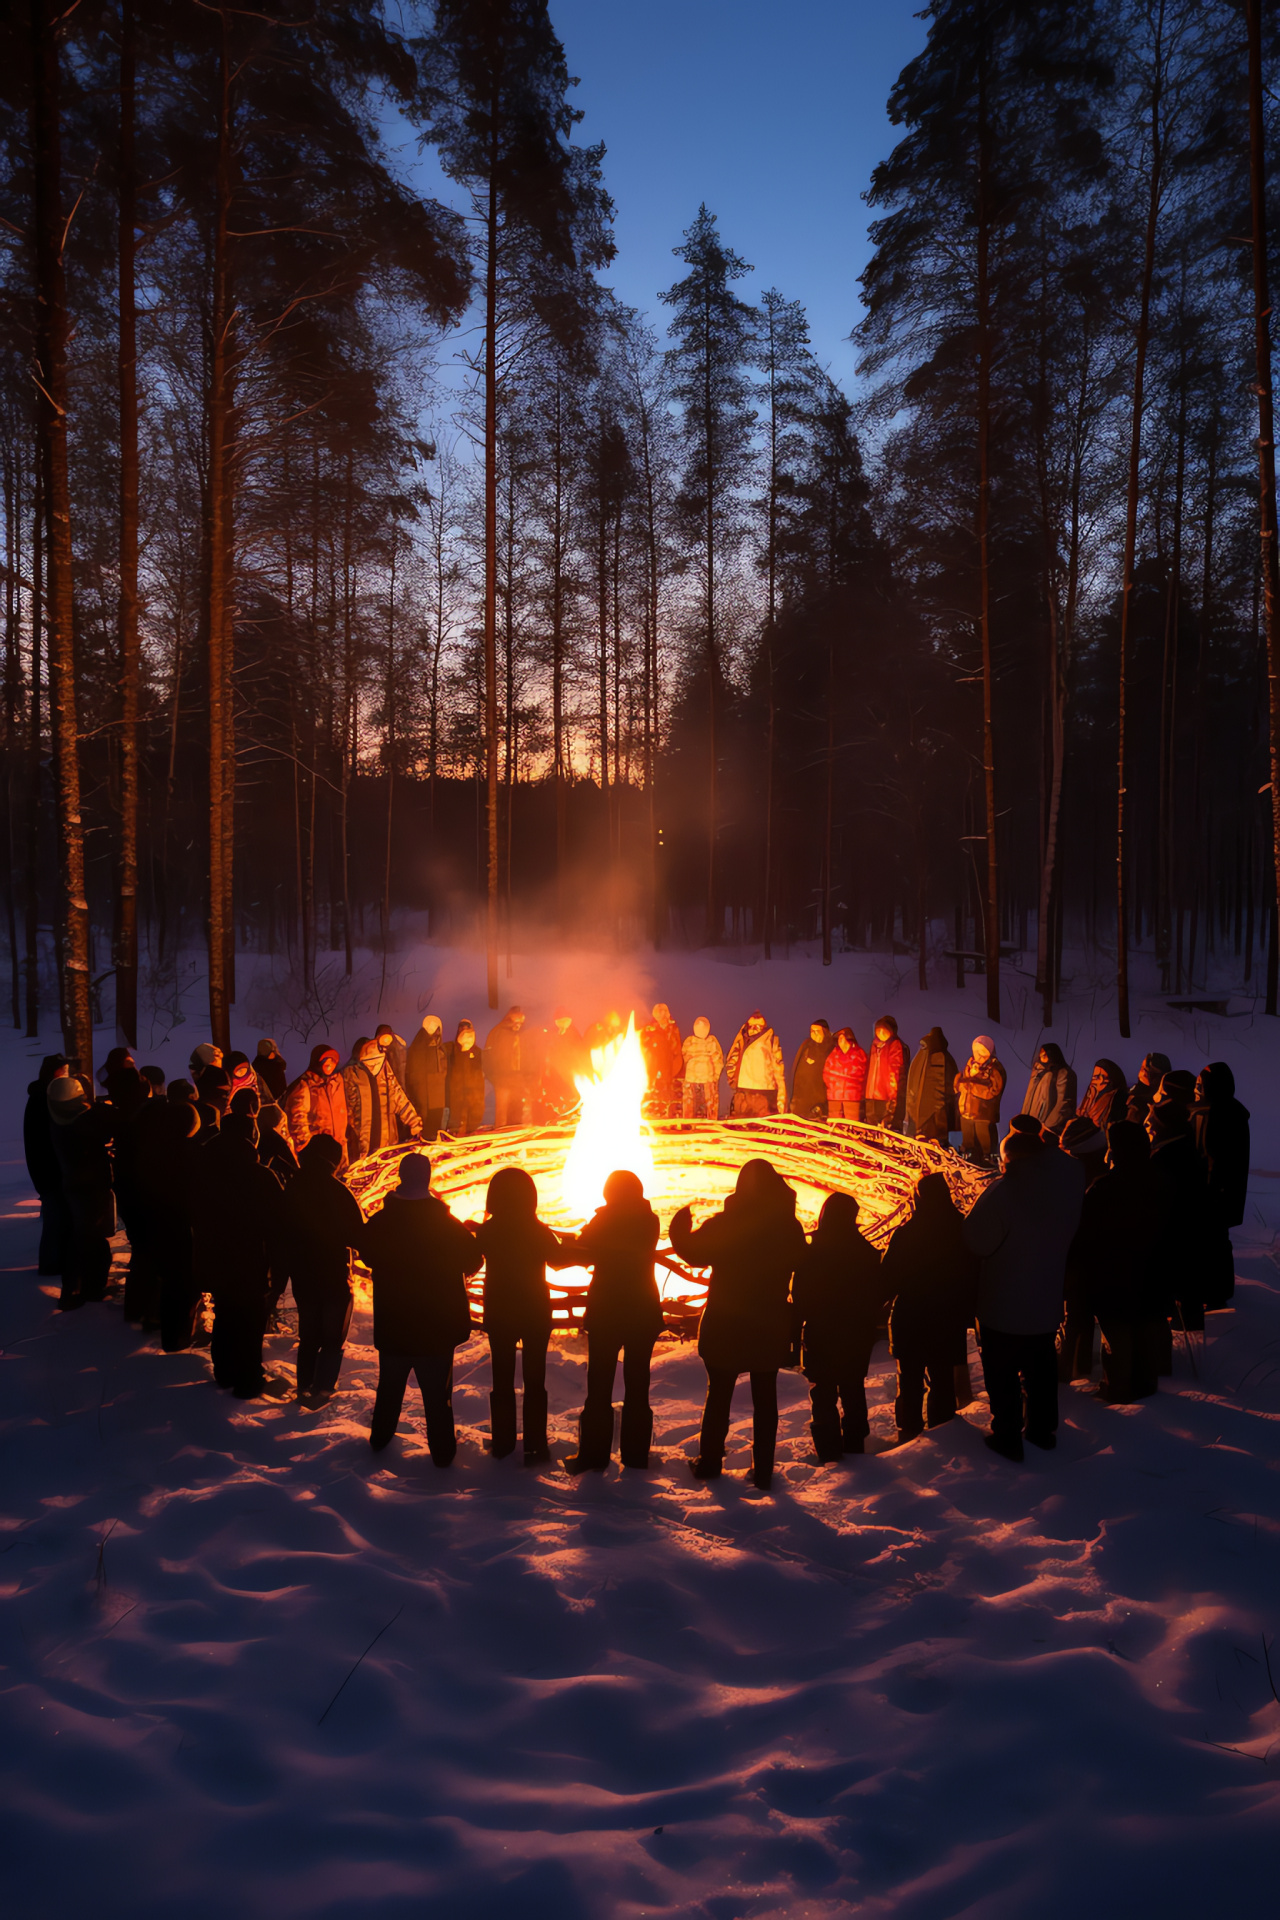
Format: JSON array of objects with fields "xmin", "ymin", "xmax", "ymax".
[{"xmin": 561, "ymin": 1013, "xmax": 656, "ymax": 1219}]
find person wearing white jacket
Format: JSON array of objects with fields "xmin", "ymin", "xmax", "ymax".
[{"xmin": 681, "ymin": 1017, "xmax": 724, "ymax": 1119}]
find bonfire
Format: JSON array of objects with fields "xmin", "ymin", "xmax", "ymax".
[{"xmin": 345, "ymin": 1014, "xmax": 991, "ymax": 1332}]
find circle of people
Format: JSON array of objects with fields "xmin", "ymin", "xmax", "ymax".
[{"xmin": 23, "ymin": 1006, "xmax": 1248, "ymax": 1482}]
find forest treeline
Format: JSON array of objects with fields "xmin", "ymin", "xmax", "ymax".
[{"xmin": 0, "ymin": 0, "xmax": 1277, "ymax": 1073}]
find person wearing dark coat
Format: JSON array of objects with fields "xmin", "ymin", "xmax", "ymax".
[
  {"xmin": 1022, "ymin": 1043, "xmax": 1077, "ymax": 1136},
  {"xmin": 230, "ymin": 1086, "xmax": 297, "ymax": 1187},
  {"xmin": 406, "ymin": 1015, "xmax": 449, "ymax": 1139},
  {"xmin": 559, "ymin": 1170, "xmax": 664, "ymax": 1472},
  {"xmin": 128, "ymin": 1094, "xmax": 201, "ymax": 1350},
  {"xmin": 904, "ymin": 1028, "xmax": 959, "ymax": 1143},
  {"xmin": 48, "ymin": 1077, "xmax": 116, "ymax": 1309},
  {"xmin": 277, "ymin": 1134, "xmax": 365, "ymax": 1405},
  {"xmin": 670, "ymin": 1160, "xmax": 807, "ymax": 1490},
  {"xmin": 1067, "ymin": 1122, "xmax": 1167, "ymax": 1403},
  {"xmin": 473, "ymin": 1166, "xmax": 571, "ymax": 1461},
  {"xmin": 541, "ymin": 1008, "xmax": 588, "ymax": 1116},
  {"xmin": 883, "ymin": 1173, "xmax": 978, "ymax": 1441},
  {"xmin": 790, "ymin": 1022, "xmax": 833, "ymax": 1120},
  {"xmin": 791, "ymin": 1191, "xmax": 887, "ymax": 1460},
  {"xmin": 254, "ymin": 1038, "xmax": 288, "ymax": 1107},
  {"xmin": 358, "ymin": 1152, "xmax": 482, "ymax": 1461},
  {"xmin": 446, "ymin": 1021, "xmax": 486, "ymax": 1135},
  {"xmin": 1058, "ymin": 1115, "xmax": 1109, "ymax": 1191},
  {"xmin": 1192, "ymin": 1062, "xmax": 1250, "ymax": 1311},
  {"xmin": 1146, "ymin": 1100, "xmax": 1214, "ymax": 1339},
  {"xmin": 485, "ymin": 1007, "xmax": 533, "ymax": 1128},
  {"xmin": 194, "ymin": 1063, "xmax": 232, "ymax": 1139},
  {"xmin": 24, "ymin": 1055, "xmax": 70, "ymax": 1275},
  {"xmin": 190, "ymin": 1111, "xmax": 289, "ymax": 1399},
  {"xmin": 1078, "ymin": 1060, "xmax": 1128, "ymax": 1135},
  {"xmin": 1125, "ymin": 1052, "xmax": 1171, "ymax": 1129},
  {"xmin": 107, "ymin": 1066, "xmax": 157, "ymax": 1324}
]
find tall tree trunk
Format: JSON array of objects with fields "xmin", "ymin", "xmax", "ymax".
[
  {"xmin": 821, "ymin": 624, "xmax": 834, "ymax": 966},
  {"xmin": 25, "ymin": 448, "xmax": 41, "ymax": 1037},
  {"xmin": 204, "ymin": 17, "xmax": 235, "ymax": 1051},
  {"xmin": 1246, "ymin": 0, "xmax": 1280, "ymax": 1015},
  {"xmin": 115, "ymin": 0, "xmax": 140, "ymax": 1045},
  {"xmin": 339, "ymin": 451, "xmax": 354, "ymax": 977},
  {"xmin": 30, "ymin": 0, "xmax": 92, "ymax": 1075},
  {"xmin": 1116, "ymin": 24, "xmax": 1164, "ymax": 1039},
  {"xmin": 3, "ymin": 437, "xmax": 21, "ymax": 1027},
  {"xmin": 483, "ymin": 153, "xmax": 499, "ymax": 1007},
  {"xmin": 975, "ymin": 23, "xmax": 1001, "ymax": 1022},
  {"xmin": 704, "ymin": 278, "xmax": 717, "ymax": 946}
]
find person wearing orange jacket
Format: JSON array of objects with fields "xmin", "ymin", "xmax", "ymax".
[{"xmin": 285, "ymin": 1044, "xmax": 348, "ymax": 1164}]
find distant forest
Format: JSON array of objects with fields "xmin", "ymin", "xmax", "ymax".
[{"xmin": 1, "ymin": 0, "xmax": 1278, "ymax": 1066}]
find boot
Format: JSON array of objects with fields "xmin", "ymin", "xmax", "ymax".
[
  {"xmin": 619, "ymin": 1403, "xmax": 653, "ymax": 1469},
  {"xmin": 488, "ymin": 1389, "xmax": 518, "ymax": 1459},
  {"xmin": 521, "ymin": 1386, "xmax": 550, "ymax": 1462},
  {"xmin": 809, "ymin": 1419, "xmax": 843, "ymax": 1464},
  {"xmin": 689, "ymin": 1455, "xmax": 721, "ymax": 1480},
  {"xmin": 564, "ymin": 1399, "xmax": 613, "ymax": 1473}
]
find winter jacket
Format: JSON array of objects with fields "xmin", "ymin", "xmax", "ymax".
[
  {"xmin": 1066, "ymin": 1161, "xmax": 1166, "ymax": 1322},
  {"xmin": 358, "ymin": 1191, "xmax": 481, "ymax": 1353},
  {"xmin": 904, "ymin": 1030, "xmax": 959, "ymax": 1135},
  {"xmin": 277, "ymin": 1159, "xmax": 364, "ymax": 1291},
  {"xmin": 189, "ymin": 1132, "xmax": 283, "ymax": 1295},
  {"xmin": 961, "ymin": 1144, "xmax": 1086, "ymax": 1335},
  {"xmin": 485, "ymin": 1018, "xmax": 531, "ymax": 1085},
  {"xmin": 474, "ymin": 1214, "xmax": 566, "ymax": 1340},
  {"xmin": 823, "ymin": 1038, "xmax": 868, "ymax": 1106},
  {"xmin": 406, "ymin": 1027, "xmax": 449, "ymax": 1118},
  {"xmin": 1192, "ymin": 1063, "xmax": 1251, "ymax": 1230},
  {"xmin": 50, "ymin": 1099, "xmax": 115, "ymax": 1200},
  {"xmin": 342, "ymin": 1059, "xmax": 422, "ymax": 1164},
  {"xmin": 883, "ymin": 1182, "xmax": 978, "ymax": 1360},
  {"xmin": 682, "ymin": 1028, "xmax": 725, "ymax": 1087},
  {"xmin": 446, "ymin": 1041, "xmax": 486, "ymax": 1114},
  {"xmin": 1077, "ymin": 1061, "xmax": 1128, "ymax": 1135},
  {"xmin": 670, "ymin": 1186, "xmax": 806, "ymax": 1373},
  {"xmin": 955, "ymin": 1055, "xmax": 1007, "ymax": 1124},
  {"xmin": 1150, "ymin": 1132, "xmax": 1214, "ymax": 1307},
  {"xmin": 127, "ymin": 1098, "xmax": 198, "ymax": 1222},
  {"xmin": 640, "ymin": 1017, "xmax": 683, "ymax": 1091},
  {"xmin": 865, "ymin": 1032, "xmax": 907, "ymax": 1111},
  {"xmin": 791, "ymin": 1214, "xmax": 886, "ymax": 1372},
  {"xmin": 1023, "ymin": 1059, "xmax": 1078, "ymax": 1135},
  {"xmin": 254, "ymin": 1051, "xmax": 288, "ymax": 1107},
  {"xmin": 563, "ymin": 1197, "xmax": 663, "ymax": 1343},
  {"xmin": 255, "ymin": 1106, "xmax": 299, "ymax": 1187},
  {"xmin": 1126, "ymin": 1053, "xmax": 1172, "ymax": 1129},
  {"xmin": 24, "ymin": 1078, "xmax": 62, "ymax": 1196},
  {"xmin": 285, "ymin": 1050, "xmax": 349, "ymax": 1161},
  {"xmin": 790, "ymin": 1035, "xmax": 833, "ymax": 1114},
  {"xmin": 726, "ymin": 1024, "xmax": 788, "ymax": 1106}
]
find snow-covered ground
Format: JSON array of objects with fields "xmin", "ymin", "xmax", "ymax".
[{"xmin": 3, "ymin": 940, "xmax": 1280, "ymax": 1917}]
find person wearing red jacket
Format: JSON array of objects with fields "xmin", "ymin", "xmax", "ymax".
[
  {"xmin": 864, "ymin": 1017, "xmax": 907, "ymax": 1129},
  {"xmin": 823, "ymin": 1028, "xmax": 868, "ymax": 1120},
  {"xmin": 285, "ymin": 1045, "xmax": 348, "ymax": 1165},
  {"xmin": 639, "ymin": 1002, "xmax": 683, "ymax": 1116}
]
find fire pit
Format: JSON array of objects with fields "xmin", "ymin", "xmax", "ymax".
[{"xmin": 344, "ymin": 1018, "xmax": 990, "ymax": 1334}]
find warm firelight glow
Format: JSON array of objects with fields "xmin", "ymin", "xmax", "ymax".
[{"xmin": 560, "ymin": 1013, "xmax": 656, "ymax": 1217}]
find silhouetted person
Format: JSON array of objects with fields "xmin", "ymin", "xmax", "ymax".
[
  {"xmin": 1068, "ymin": 1122, "xmax": 1166, "ymax": 1403},
  {"xmin": 1146, "ymin": 1099, "xmax": 1212, "ymax": 1341},
  {"xmin": 24, "ymin": 1055, "xmax": 69, "ymax": 1276},
  {"xmin": 278, "ymin": 1134, "xmax": 365, "ymax": 1406},
  {"xmin": 359, "ymin": 1152, "xmax": 481, "ymax": 1462},
  {"xmin": 883, "ymin": 1173, "xmax": 977, "ymax": 1442},
  {"xmin": 561, "ymin": 1170, "xmax": 663, "ymax": 1472},
  {"xmin": 194, "ymin": 1063, "xmax": 231, "ymax": 1139},
  {"xmin": 1193, "ymin": 1062, "xmax": 1250, "ymax": 1312},
  {"xmin": 670, "ymin": 1159, "xmax": 806, "ymax": 1490},
  {"xmin": 1125, "ymin": 1052, "xmax": 1171, "ymax": 1130},
  {"xmin": 129, "ymin": 1094, "xmax": 200, "ymax": 1351},
  {"xmin": 254, "ymin": 1038, "xmax": 288, "ymax": 1106},
  {"xmin": 190, "ymin": 1111, "xmax": 289, "ymax": 1399},
  {"xmin": 963, "ymin": 1116, "xmax": 1086, "ymax": 1461},
  {"xmin": 904, "ymin": 1028, "xmax": 958, "ymax": 1143},
  {"xmin": 474, "ymin": 1166, "xmax": 570, "ymax": 1461},
  {"xmin": 107, "ymin": 1065, "xmax": 158, "ymax": 1325},
  {"xmin": 48, "ymin": 1076, "xmax": 115, "ymax": 1309},
  {"xmin": 791, "ymin": 1191, "xmax": 886, "ymax": 1460}
]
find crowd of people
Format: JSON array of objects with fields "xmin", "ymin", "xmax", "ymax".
[{"xmin": 20, "ymin": 999, "xmax": 1252, "ymax": 1480}]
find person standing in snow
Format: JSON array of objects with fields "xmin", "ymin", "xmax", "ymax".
[
  {"xmin": 540, "ymin": 1007, "xmax": 588, "ymax": 1115},
  {"xmin": 485, "ymin": 1006, "xmax": 533, "ymax": 1128},
  {"xmin": 1078, "ymin": 1059, "xmax": 1128, "ymax": 1136},
  {"xmin": 1022, "ymin": 1042, "xmax": 1077, "ymax": 1137},
  {"xmin": 681, "ymin": 1016, "xmax": 724, "ymax": 1118},
  {"xmin": 790, "ymin": 1021, "xmax": 833, "ymax": 1119},
  {"xmin": 1192, "ymin": 1062, "xmax": 1250, "ymax": 1312},
  {"xmin": 447, "ymin": 1021, "xmax": 486, "ymax": 1134},
  {"xmin": 1145, "ymin": 1097, "xmax": 1213, "ymax": 1338},
  {"xmin": 1125, "ymin": 1052, "xmax": 1172, "ymax": 1129},
  {"xmin": 190, "ymin": 1109, "xmax": 291, "ymax": 1400},
  {"xmin": 670, "ymin": 1161, "xmax": 806, "ymax": 1490},
  {"xmin": 864, "ymin": 1016, "xmax": 907, "ymax": 1129},
  {"xmin": 277, "ymin": 1134, "xmax": 365, "ymax": 1408},
  {"xmin": 359, "ymin": 1152, "xmax": 482, "ymax": 1463},
  {"xmin": 726, "ymin": 1011, "xmax": 788, "ymax": 1118},
  {"xmin": 343, "ymin": 1035, "xmax": 423, "ymax": 1165},
  {"xmin": 822, "ymin": 1027, "xmax": 868, "ymax": 1121},
  {"xmin": 962, "ymin": 1115, "xmax": 1086, "ymax": 1461},
  {"xmin": 474, "ymin": 1167, "xmax": 573, "ymax": 1462},
  {"xmin": 285, "ymin": 1044, "xmax": 348, "ymax": 1162},
  {"xmin": 253, "ymin": 1038, "xmax": 288, "ymax": 1107},
  {"xmin": 904, "ymin": 1027, "xmax": 958, "ymax": 1143},
  {"xmin": 1067, "ymin": 1121, "xmax": 1166, "ymax": 1403},
  {"xmin": 640, "ymin": 1002, "xmax": 684, "ymax": 1116},
  {"xmin": 955, "ymin": 1036, "xmax": 1006, "ymax": 1163},
  {"xmin": 193, "ymin": 1063, "xmax": 232, "ymax": 1138},
  {"xmin": 24, "ymin": 1055, "xmax": 70, "ymax": 1276},
  {"xmin": 883, "ymin": 1173, "xmax": 978, "ymax": 1442},
  {"xmin": 559, "ymin": 1170, "xmax": 664, "ymax": 1473},
  {"xmin": 791, "ymin": 1192, "xmax": 886, "ymax": 1460},
  {"xmin": 128, "ymin": 1089, "xmax": 201, "ymax": 1351},
  {"xmin": 48, "ymin": 1074, "xmax": 116, "ymax": 1310},
  {"xmin": 406, "ymin": 1014, "xmax": 449, "ymax": 1139},
  {"xmin": 373, "ymin": 1023, "xmax": 409, "ymax": 1095}
]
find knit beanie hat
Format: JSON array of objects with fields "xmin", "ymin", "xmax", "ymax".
[{"xmin": 973, "ymin": 1034, "xmax": 996, "ymax": 1054}]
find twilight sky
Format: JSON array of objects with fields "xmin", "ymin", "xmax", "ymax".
[{"xmin": 545, "ymin": 0, "xmax": 930, "ymax": 389}]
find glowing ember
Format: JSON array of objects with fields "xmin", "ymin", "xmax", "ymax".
[{"xmin": 560, "ymin": 1013, "xmax": 655, "ymax": 1217}]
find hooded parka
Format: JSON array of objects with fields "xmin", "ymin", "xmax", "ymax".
[{"xmin": 285, "ymin": 1046, "xmax": 348, "ymax": 1161}]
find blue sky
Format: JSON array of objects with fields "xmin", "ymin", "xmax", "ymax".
[{"xmin": 545, "ymin": 0, "xmax": 930, "ymax": 390}]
